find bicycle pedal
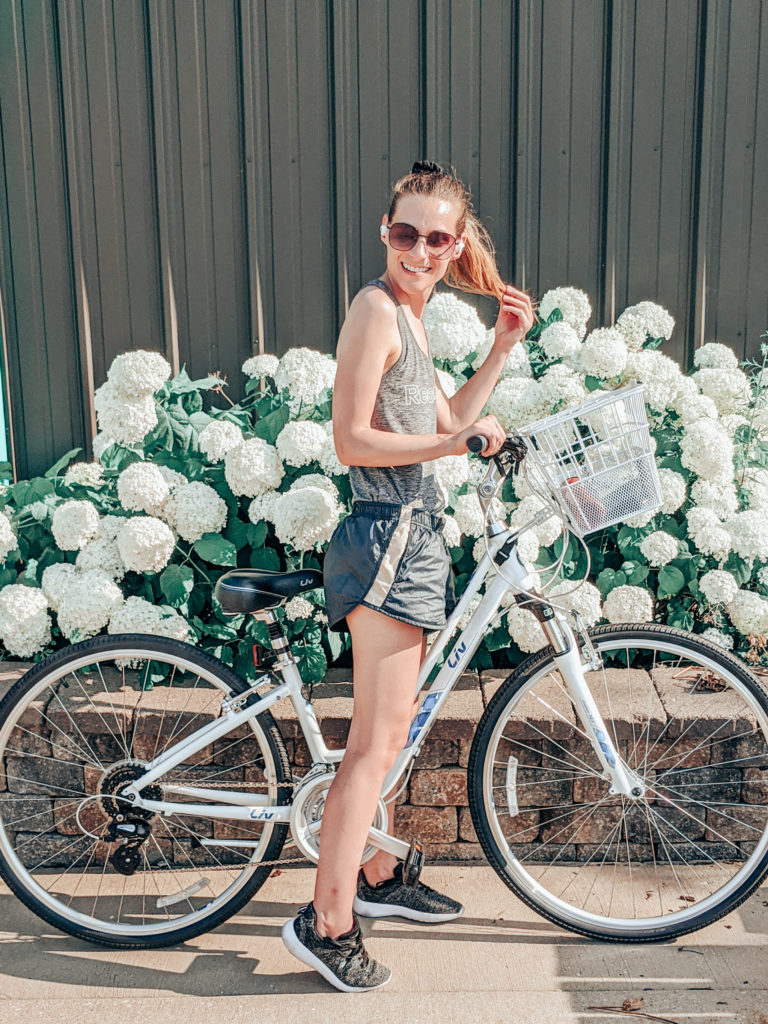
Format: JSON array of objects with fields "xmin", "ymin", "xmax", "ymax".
[{"xmin": 402, "ymin": 839, "xmax": 424, "ymax": 887}]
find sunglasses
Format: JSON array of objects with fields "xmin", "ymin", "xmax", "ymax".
[{"xmin": 384, "ymin": 222, "xmax": 457, "ymax": 258}]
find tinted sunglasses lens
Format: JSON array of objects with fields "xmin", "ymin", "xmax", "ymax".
[
  {"xmin": 388, "ymin": 223, "xmax": 418, "ymax": 250},
  {"xmin": 426, "ymin": 231, "xmax": 455, "ymax": 255}
]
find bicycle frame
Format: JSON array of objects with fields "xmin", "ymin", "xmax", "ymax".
[{"xmin": 121, "ymin": 517, "xmax": 644, "ymax": 853}]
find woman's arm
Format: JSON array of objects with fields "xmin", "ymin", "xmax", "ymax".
[
  {"xmin": 333, "ymin": 290, "xmax": 506, "ymax": 465},
  {"xmin": 435, "ymin": 284, "xmax": 535, "ymax": 433}
]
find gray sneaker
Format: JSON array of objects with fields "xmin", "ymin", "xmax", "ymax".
[
  {"xmin": 353, "ymin": 862, "xmax": 464, "ymax": 922},
  {"xmin": 281, "ymin": 902, "xmax": 391, "ymax": 993}
]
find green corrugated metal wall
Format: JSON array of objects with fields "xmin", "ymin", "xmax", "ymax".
[{"xmin": 0, "ymin": 0, "xmax": 766, "ymax": 479}]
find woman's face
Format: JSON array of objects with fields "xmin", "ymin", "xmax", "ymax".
[{"xmin": 381, "ymin": 194, "xmax": 463, "ymax": 298}]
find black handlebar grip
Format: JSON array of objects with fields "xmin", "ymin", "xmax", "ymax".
[{"xmin": 466, "ymin": 434, "xmax": 489, "ymax": 454}]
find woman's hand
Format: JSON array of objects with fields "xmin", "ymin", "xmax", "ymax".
[
  {"xmin": 494, "ymin": 284, "xmax": 535, "ymax": 353},
  {"xmin": 447, "ymin": 414, "xmax": 507, "ymax": 457}
]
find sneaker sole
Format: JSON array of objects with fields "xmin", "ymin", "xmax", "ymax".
[
  {"xmin": 353, "ymin": 896, "xmax": 464, "ymax": 923},
  {"xmin": 281, "ymin": 918, "xmax": 391, "ymax": 993}
]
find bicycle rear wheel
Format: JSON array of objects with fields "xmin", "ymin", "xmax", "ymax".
[
  {"xmin": 469, "ymin": 624, "xmax": 768, "ymax": 941},
  {"xmin": 0, "ymin": 634, "xmax": 291, "ymax": 948}
]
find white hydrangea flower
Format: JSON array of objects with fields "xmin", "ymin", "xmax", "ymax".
[
  {"xmin": 276, "ymin": 420, "xmax": 328, "ymax": 467},
  {"xmin": 285, "ymin": 596, "xmax": 314, "ymax": 621},
  {"xmin": 549, "ymin": 579, "xmax": 602, "ymax": 627},
  {"xmin": 248, "ymin": 490, "xmax": 281, "ymax": 525},
  {"xmin": 539, "ymin": 321, "xmax": 581, "ymax": 361},
  {"xmin": 56, "ymin": 570, "xmax": 124, "ymax": 641},
  {"xmin": 163, "ymin": 481, "xmax": 227, "ymax": 543},
  {"xmin": 639, "ymin": 530, "xmax": 679, "ymax": 566},
  {"xmin": 509, "ymin": 495, "xmax": 563, "ymax": 547},
  {"xmin": 603, "ymin": 585, "xmax": 654, "ymax": 624},
  {"xmin": 0, "ymin": 512, "xmax": 17, "ymax": 561},
  {"xmin": 658, "ymin": 468, "xmax": 687, "ymax": 514},
  {"xmin": 726, "ymin": 510, "xmax": 768, "ymax": 561},
  {"xmin": 289, "ymin": 473, "xmax": 339, "ymax": 499},
  {"xmin": 63, "ymin": 462, "xmax": 105, "ymax": 489},
  {"xmin": 224, "ymin": 438, "xmax": 284, "ymax": 497},
  {"xmin": 692, "ymin": 367, "xmax": 751, "ymax": 415},
  {"xmin": 108, "ymin": 595, "xmax": 190, "ymax": 643},
  {"xmin": 686, "ymin": 506, "xmax": 732, "ymax": 561},
  {"xmin": 434, "ymin": 368, "xmax": 458, "ymax": 398},
  {"xmin": 117, "ymin": 461, "xmax": 170, "ymax": 516},
  {"xmin": 700, "ymin": 627, "xmax": 734, "ymax": 650},
  {"xmin": 198, "ymin": 420, "xmax": 244, "ymax": 462},
  {"xmin": 516, "ymin": 529, "xmax": 541, "ymax": 566},
  {"xmin": 75, "ymin": 534, "xmax": 126, "ymax": 582},
  {"xmin": 677, "ymin": 392, "xmax": 719, "ymax": 426},
  {"xmin": 537, "ymin": 364, "xmax": 588, "ymax": 416},
  {"xmin": 471, "ymin": 329, "xmax": 532, "ymax": 378},
  {"xmin": 242, "ymin": 353, "xmax": 280, "ymax": 378},
  {"xmin": 96, "ymin": 514, "xmax": 129, "ymax": 543},
  {"xmin": 117, "ymin": 516, "xmax": 175, "ymax": 573},
  {"xmin": 538, "ymin": 287, "xmax": 592, "ymax": 339},
  {"xmin": 486, "ymin": 377, "xmax": 541, "ymax": 431},
  {"xmin": 107, "ymin": 350, "xmax": 171, "ymax": 395},
  {"xmin": 52, "ymin": 499, "xmax": 100, "ymax": 551},
  {"xmin": 624, "ymin": 506, "xmax": 658, "ymax": 529},
  {"xmin": 0, "ymin": 585, "xmax": 51, "ymax": 658},
  {"xmin": 422, "ymin": 292, "xmax": 487, "ymax": 362},
  {"xmin": 623, "ymin": 350, "xmax": 683, "ymax": 412},
  {"xmin": 726, "ymin": 589, "xmax": 768, "ymax": 636},
  {"xmin": 317, "ymin": 422, "xmax": 348, "ymax": 477},
  {"xmin": 41, "ymin": 563, "xmax": 77, "ymax": 612},
  {"xmin": 690, "ymin": 477, "xmax": 738, "ymax": 520},
  {"xmin": 92, "ymin": 432, "xmax": 115, "ymax": 460},
  {"xmin": 579, "ymin": 327, "xmax": 628, "ymax": 379},
  {"xmin": 94, "ymin": 380, "xmax": 158, "ymax": 446},
  {"xmin": 272, "ymin": 485, "xmax": 342, "ymax": 551},
  {"xmin": 443, "ymin": 515, "xmax": 461, "ymax": 548},
  {"xmin": 615, "ymin": 301, "xmax": 675, "ymax": 350},
  {"xmin": 699, "ymin": 569, "xmax": 739, "ymax": 606},
  {"xmin": 452, "ymin": 493, "xmax": 503, "ymax": 538},
  {"xmin": 273, "ymin": 348, "xmax": 336, "ymax": 413},
  {"xmin": 741, "ymin": 466, "xmax": 768, "ymax": 512},
  {"xmin": 680, "ymin": 420, "xmax": 734, "ymax": 481},
  {"xmin": 693, "ymin": 342, "xmax": 740, "ymax": 371},
  {"xmin": 507, "ymin": 606, "xmax": 547, "ymax": 652},
  {"xmin": 156, "ymin": 465, "xmax": 188, "ymax": 490},
  {"xmin": 435, "ymin": 454, "xmax": 472, "ymax": 495},
  {"xmin": 720, "ymin": 413, "xmax": 749, "ymax": 438}
]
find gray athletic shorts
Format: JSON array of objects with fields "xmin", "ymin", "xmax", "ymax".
[{"xmin": 324, "ymin": 500, "xmax": 457, "ymax": 633}]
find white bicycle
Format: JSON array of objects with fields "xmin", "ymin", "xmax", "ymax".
[{"xmin": 2, "ymin": 386, "xmax": 768, "ymax": 948}]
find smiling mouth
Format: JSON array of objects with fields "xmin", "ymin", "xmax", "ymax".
[{"xmin": 402, "ymin": 262, "xmax": 431, "ymax": 274}]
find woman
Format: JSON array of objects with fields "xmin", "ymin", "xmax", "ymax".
[{"xmin": 282, "ymin": 161, "xmax": 535, "ymax": 991}]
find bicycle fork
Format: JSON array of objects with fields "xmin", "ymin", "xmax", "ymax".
[{"xmin": 541, "ymin": 612, "xmax": 646, "ymax": 799}]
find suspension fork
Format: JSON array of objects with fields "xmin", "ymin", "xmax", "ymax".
[{"xmin": 537, "ymin": 608, "xmax": 645, "ymax": 798}]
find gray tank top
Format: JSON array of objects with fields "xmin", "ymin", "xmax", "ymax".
[{"xmin": 348, "ymin": 279, "xmax": 443, "ymax": 512}]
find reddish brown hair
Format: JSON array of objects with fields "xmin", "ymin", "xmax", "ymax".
[{"xmin": 387, "ymin": 162, "xmax": 505, "ymax": 301}]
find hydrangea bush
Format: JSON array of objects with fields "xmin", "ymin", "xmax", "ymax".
[{"xmin": 2, "ymin": 293, "xmax": 768, "ymax": 684}]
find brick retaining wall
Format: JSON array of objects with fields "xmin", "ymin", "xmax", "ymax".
[{"xmin": 1, "ymin": 660, "xmax": 767, "ymax": 866}]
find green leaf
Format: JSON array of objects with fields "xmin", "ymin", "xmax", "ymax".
[
  {"xmin": 44, "ymin": 448, "xmax": 82, "ymax": 479},
  {"xmin": 584, "ymin": 375, "xmax": 603, "ymax": 393},
  {"xmin": 326, "ymin": 629, "xmax": 345, "ymax": 663},
  {"xmin": 247, "ymin": 520, "xmax": 269, "ymax": 548},
  {"xmin": 189, "ymin": 411, "xmax": 213, "ymax": 432},
  {"xmin": 224, "ymin": 515, "xmax": 250, "ymax": 551},
  {"xmin": 159, "ymin": 564, "xmax": 195, "ymax": 606},
  {"xmin": 9, "ymin": 477, "xmax": 55, "ymax": 507},
  {"xmin": 596, "ymin": 568, "xmax": 627, "ymax": 596},
  {"xmin": 723, "ymin": 553, "xmax": 753, "ymax": 585},
  {"xmin": 252, "ymin": 404, "xmax": 290, "ymax": 444},
  {"xmin": 657, "ymin": 565, "xmax": 685, "ymax": 597},
  {"xmin": 193, "ymin": 533, "xmax": 238, "ymax": 566},
  {"xmin": 291, "ymin": 642, "xmax": 327, "ymax": 683},
  {"xmin": 250, "ymin": 547, "xmax": 281, "ymax": 571}
]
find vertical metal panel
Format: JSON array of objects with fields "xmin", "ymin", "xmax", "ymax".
[
  {"xmin": 57, "ymin": 0, "xmax": 162, "ymax": 426},
  {"xmin": 0, "ymin": 0, "xmax": 86, "ymax": 480},
  {"xmin": 332, "ymin": 0, "xmax": 422, "ymax": 319},
  {"xmin": 698, "ymin": 0, "xmax": 768, "ymax": 360}
]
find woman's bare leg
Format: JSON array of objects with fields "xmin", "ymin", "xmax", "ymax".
[{"xmin": 312, "ymin": 605, "xmax": 423, "ymax": 938}]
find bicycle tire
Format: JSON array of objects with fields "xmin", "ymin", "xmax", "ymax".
[
  {"xmin": 468, "ymin": 623, "xmax": 768, "ymax": 942},
  {"xmin": 0, "ymin": 633, "xmax": 291, "ymax": 949}
]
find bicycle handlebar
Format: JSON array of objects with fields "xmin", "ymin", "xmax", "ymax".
[{"xmin": 466, "ymin": 434, "xmax": 489, "ymax": 454}]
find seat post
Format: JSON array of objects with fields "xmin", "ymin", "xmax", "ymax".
[{"xmin": 259, "ymin": 609, "xmax": 292, "ymax": 660}]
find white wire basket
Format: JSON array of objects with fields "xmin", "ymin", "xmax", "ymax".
[{"xmin": 517, "ymin": 385, "xmax": 663, "ymax": 537}]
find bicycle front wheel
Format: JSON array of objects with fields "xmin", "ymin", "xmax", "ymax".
[
  {"xmin": 0, "ymin": 634, "xmax": 291, "ymax": 948},
  {"xmin": 469, "ymin": 623, "xmax": 768, "ymax": 941}
]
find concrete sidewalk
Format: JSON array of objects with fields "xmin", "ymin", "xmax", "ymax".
[{"xmin": 1, "ymin": 865, "xmax": 767, "ymax": 1024}]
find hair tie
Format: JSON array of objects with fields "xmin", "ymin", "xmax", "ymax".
[{"xmin": 411, "ymin": 159, "xmax": 444, "ymax": 176}]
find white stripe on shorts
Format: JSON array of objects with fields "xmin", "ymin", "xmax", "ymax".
[{"xmin": 362, "ymin": 506, "xmax": 413, "ymax": 609}]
